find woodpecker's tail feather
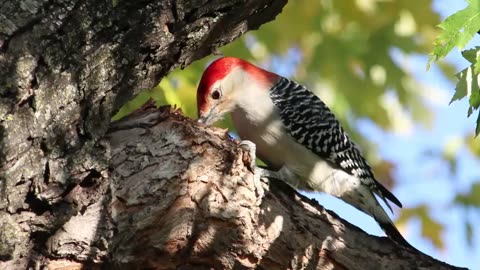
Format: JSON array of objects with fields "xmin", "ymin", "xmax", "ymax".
[
  {"xmin": 345, "ymin": 195, "xmax": 416, "ymax": 251},
  {"xmin": 377, "ymin": 219, "xmax": 416, "ymax": 250}
]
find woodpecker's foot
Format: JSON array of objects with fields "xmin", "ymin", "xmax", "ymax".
[
  {"xmin": 257, "ymin": 165, "xmax": 301, "ymax": 190},
  {"xmin": 237, "ymin": 140, "xmax": 265, "ymax": 202}
]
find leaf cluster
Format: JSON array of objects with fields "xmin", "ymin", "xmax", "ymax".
[{"xmin": 428, "ymin": 0, "xmax": 480, "ymax": 136}]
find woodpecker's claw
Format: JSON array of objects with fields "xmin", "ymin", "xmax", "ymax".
[{"xmin": 237, "ymin": 140, "xmax": 265, "ymax": 202}]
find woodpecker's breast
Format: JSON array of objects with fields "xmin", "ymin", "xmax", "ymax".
[{"xmin": 231, "ymin": 89, "xmax": 287, "ymax": 169}]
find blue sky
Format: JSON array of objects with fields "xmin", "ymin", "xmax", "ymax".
[{"xmin": 271, "ymin": 1, "xmax": 478, "ymax": 269}]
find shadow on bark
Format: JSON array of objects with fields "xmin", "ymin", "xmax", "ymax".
[{"xmin": 0, "ymin": 125, "xmax": 5, "ymax": 199}]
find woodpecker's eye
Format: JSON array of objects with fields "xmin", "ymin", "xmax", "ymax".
[{"xmin": 211, "ymin": 89, "xmax": 222, "ymax": 100}]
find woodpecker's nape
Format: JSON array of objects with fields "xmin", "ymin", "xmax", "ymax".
[{"xmin": 196, "ymin": 56, "xmax": 413, "ymax": 250}]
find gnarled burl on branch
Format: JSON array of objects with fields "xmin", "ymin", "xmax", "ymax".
[{"xmin": 99, "ymin": 106, "xmax": 462, "ymax": 270}]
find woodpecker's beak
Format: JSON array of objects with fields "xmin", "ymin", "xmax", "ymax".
[
  {"xmin": 198, "ymin": 104, "xmax": 223, "ymax": 125},
  {"xmin": 197, "ymin": 111, "xmax": 213, "ymax": 125},
  {"xmin": 197, "ymin": 116, "xmax": 208, "ymax": 124}
]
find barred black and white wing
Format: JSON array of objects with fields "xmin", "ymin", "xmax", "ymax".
[{"xmin": 268, "ymin": 77, "xmax": 402, "ymax": 209}]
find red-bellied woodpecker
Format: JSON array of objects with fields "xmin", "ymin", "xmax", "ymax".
[{"xmin": 196, "ymin": 56, "xmax": 412, "ymax": 248}]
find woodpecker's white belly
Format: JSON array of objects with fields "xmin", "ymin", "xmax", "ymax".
[{"xmin": 231, "ymin": 104, "xmax": 361, "ymax": 198}]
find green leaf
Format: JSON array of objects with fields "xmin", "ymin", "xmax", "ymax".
[
  {"xmin": 461, "ymin": 47, "xmax": 480, "ymax": 64},
  {"xmin": 476, "ymin": 111, "xmax": 480, "ymax": 137},
  {"xmin": 452, "ymin": 48, "xmax": 480, "ymax": 106},
  {"xmin": 428, "ymin": 0, "xmax": 480, "ymax": 69},
  {"xmin": 442, "ymin": 137, "xmax": 463, "ymax": 175},
  {"xmin": 466, "ymin": 134, "xmax": 480, "ymax": 155},
  {"xmin": 454, "ymin": 182, "xmax": 480, "ymax": 207},
  {"xmin": 397, "ymin": 205, "xmax": 444, "ymax": 249},
  {"xmin": 450, "ymin": 69, "xmax": 469, "ymax": 104},
  {"xmin": 470, "ymin": 87, "xmax": 480, "ymax": 110},
  {"xmin": 465, "ymin": 220, "xmax": 473, "ymax": 247},
  {"xmin": 451, "ymin": 63, "xmax": 480, "ymax": 126},
  {"xmin": 463, "ymin": 47, "xmax": 480, "ymax": 75}
]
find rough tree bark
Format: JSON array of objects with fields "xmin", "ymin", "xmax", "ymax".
[{"xmin": 0, "ymin": 0, "xmax": 466, "ymax": 269}]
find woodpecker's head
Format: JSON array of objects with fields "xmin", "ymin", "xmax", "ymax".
[{"xmin": 196, "ymin": 57, "xmax": 278, "ymax": 125}]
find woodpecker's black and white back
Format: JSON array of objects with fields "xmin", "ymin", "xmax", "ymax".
[{"xmin": 196, "ymin": 57, "xmax": 412, "ymax": 248}]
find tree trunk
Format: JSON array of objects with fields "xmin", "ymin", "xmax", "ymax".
[
  {"xmin": 0, "ymin": 0, "xmax": 286, "ymax": 268},
  {"xmin": 0, "ymin": 0, "xmax": 466, "ymax": 269}
]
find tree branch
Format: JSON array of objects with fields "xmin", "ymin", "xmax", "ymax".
[{"xmin": 97, "ymin": 107, "xmax": 463, "ymax": 269}]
